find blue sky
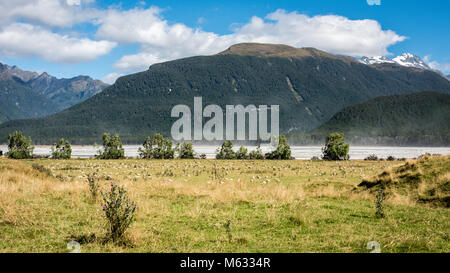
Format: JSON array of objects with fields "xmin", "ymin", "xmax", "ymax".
[{"xmin": 0, "ymin": 0, "xmax": 449, "ymax": 83}]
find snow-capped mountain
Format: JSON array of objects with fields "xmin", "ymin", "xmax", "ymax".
[
  {"xmin": 393, "ymin": 53, "xmax": 431, "ymax": 70},
  {"xmin": 359, "ymin": 53, "xmax": 431, "ymax": 70},
  {"xmin": 360, "ymin": 56, "xmax": 395, "ymax": 65}
]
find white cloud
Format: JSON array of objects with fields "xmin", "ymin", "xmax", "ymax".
[
  {"xmin": 66, "ymin": 0, "xmax": 81, "ymax": 6},
  {"xmin": 0, "ymin": 23, "xmax": 116, "ymax": 63},
  {"xmin": 234, "ymin": 10, "xmax": 406, "ymax": 57},
  {"xmin": 0, "ymin": 3, "xmax": 410, "ymax": 77},
  {"xmin": 424, "ymin": 55, "xmax": 450, "ymax": 74},
  {"xmin": 96, "ymin": 8, "xmax": 406, "ymax": 73},
  {"xmin": 0, "ymin": 0, "xmax": 98, "ymax": 28},
  {"xmin": 102, "ymin": 72, "xmax": 123, "ymax": 84}
]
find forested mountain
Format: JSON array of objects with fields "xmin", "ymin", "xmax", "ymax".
[
  {"xmin": 1, "ymin": 43, "xmax": 450, "ymax": 144},
  {"xmin": 303, "ymin": 92, "xmax": 450, "ymax": 146},
  {"xmin": 0, "ymin": 62, "xmax": 108, "ymax": 123},
  {"xmin": 0, "ymin": 77, "xmax": 59, "ymax": 122}
]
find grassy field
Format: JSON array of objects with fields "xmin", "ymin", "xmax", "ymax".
[{"xmin": 0, "ymin": 156, "xmax": 449, "ymax": 253}]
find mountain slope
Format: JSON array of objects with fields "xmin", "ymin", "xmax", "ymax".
[
  {"xmin": 0, "ymin": 78, "xmax": 59, "ymax": 122},
  {"xmin": 311, "ymin": 92, "xmax": 450, "ymax": 145},
  {"xmin": 27, "ymin": 72, "xmax": 108, "ymax": 110},
  {"xmin": 0, "ymin": 62, "xmax": 108, "ymax": 123},
  {"xmin": 1, "ymin": 43, "xmax": 450, "ymax": 144}
]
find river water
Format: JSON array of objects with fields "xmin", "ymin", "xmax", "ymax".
[{"xmin": 1, "ymin": 145, "xmax": 449, "ymax": 159}]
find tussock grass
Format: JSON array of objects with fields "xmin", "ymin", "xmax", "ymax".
[
  {"xmin": 359, "ymin": 155, "xmax": 450, "ymax": 207},
  {"xmin": 0, "ymin": 157, "xmax": 448, "ymax": 253}
]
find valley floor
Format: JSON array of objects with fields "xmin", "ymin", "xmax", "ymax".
[{"xmin": 0, "ymin": 158, "xmax": 448, "ymax": 253}]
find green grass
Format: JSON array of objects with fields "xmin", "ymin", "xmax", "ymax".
[{"xmin": 0, "ymin": 157, "xmax": 448, "ymax": 253}]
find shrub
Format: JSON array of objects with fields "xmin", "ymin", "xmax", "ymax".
[
  {"xmin": 265, "ymin": 135, "xmax": 291, "ymax": 160},
  {"xmin": 249, "ymin": 145, "xmax": 264, "ymax": 160},
  {"xmin": 139, "ymin": 134, "xmax": 174, "ymax": 159},
  {"xmin": 177, "ymin": 142, "xmax": 195, "ymax": 159},
  {"xmin": 235, "ymin": 146, "xmax": 248, "ymax": 159},
  {"xmin": 51, "ymin": 138, "xmax": 72, "ymax": 159},
  {"xmin": 31, "ymin": 163, "xmax": 52, "ymax": 176},
  {"xmin": 0, "ymin": 150, "xmax": 3, "ymax": 157},
  {"xmin": 365, "ymin": 154, "xmax": 378, "ymax": 161},
  {"xmin": 386, "ymin": 155, "xmax": 396, "ymax": 161},
  {"xmin": 199, "ymin": 153, "xmax": 207, "ymax": 159},
  {"xmin": 87, "ymin": 172, "xmax": 99, "ymax": 201},
  {"xmin": 216, "ymin": 141, "xmax": 236, "ymax": 159},
  {"xmin": 97, "ymin": 133, "xmax": 125, "ymax": 159},
  {"xmin": 322, "ymin": 133, "xmax": 349, "ymax": 161},
  {"xmin": 6, "ymin": 131, "xmax": 34, "ymax": 159},
  {"xmin": 375, "ymin": 184, "xmax": 387, "ymax": 218},
  {"xmin": 311, "ymin": 156, "xmax": 321, "ymax": 161},
  {"xmin": 101, "ymin": 182, "xmax": 137, "ymax": 243}
]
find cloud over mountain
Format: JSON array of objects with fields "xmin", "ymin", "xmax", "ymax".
[
  {"xmin": 97, "ymin": 8, "xmax": 406, "ymax": 72},
  {"xmin": 0, "ymin": 2, "xmax": 406, "ymax": 75}
]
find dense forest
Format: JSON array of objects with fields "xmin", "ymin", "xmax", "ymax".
[{"xmin": 289, "ymin": 92, "xmax": 450, "ymax": 146}]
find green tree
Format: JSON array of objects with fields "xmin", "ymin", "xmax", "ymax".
[
  {"xmin": 138, "ymin": 133, "xmax": 174, "ymax": 159},
  {"xmin": 51, "ymin": 138, "xmax": 72, "ymax": 159},
  {"xmin": 249, "ymin": 145, "xmax": 264, "ymax": 160},
  {"xmin": 216, "ymin": 141, "xmax": 236, "ymax": 159},
  {"xmin": 236, "ymin": 146, "xmax": 248, "ymax": 159},
  {"xmin": 322, "ymin": 133, "xmax": 349, "ymax": 161},
  {"xmin": 265, "ymin": 135, "xmax": 292, "ymax": 160},
  {"xmin": 97, "ymin": 133, "xmax": 125, "ymax": 159},
  {"xmin": 177, "ymin": 142, "xmax": 195, "ymax": 159},
  {"xmin": 6, "ymin": 131, "xmax": 34, "ymax": 159}
]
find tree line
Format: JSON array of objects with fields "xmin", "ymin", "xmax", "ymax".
[{"xmin": 2, "ymin": 131, "xmax": 350, "ymax": 161}]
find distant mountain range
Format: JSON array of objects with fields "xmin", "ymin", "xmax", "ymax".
[
  {"xmin": 360, "ymin": 53, "xmax": 431, "ymax": 70},
  {"xmin": 1, "ymin": 43, "xmax": 449, "ymax": 145},
  {"xmin": 0, "ymin": 62, "xmax": 108, "ymax": 123},
  {"xmin": 308, "ymin": 92, "xmax": 450, "ymax": 146}
]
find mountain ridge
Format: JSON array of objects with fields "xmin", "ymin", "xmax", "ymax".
[
  {"xmin": 360, "ymin": 53, "xmax": 431, "ymax": 70},
  {"xmin": 0, "ymin": 62, "xmax": 109, "ymax": 122}
]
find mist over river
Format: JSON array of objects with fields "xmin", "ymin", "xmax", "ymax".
[{"xmin": 1, "ymin": 145, "xmax": 449, "ymax": 159}]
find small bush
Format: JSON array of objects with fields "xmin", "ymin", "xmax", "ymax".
[
  {"xmin": 225, "ymin": 219, "xmax": 232, "ymax": 243},
  {"xmin": 97, "ymin": 133, "xmax": 124, "ymax": 159},
  {"xmin": 322, "ymin": 133, "xmax": 349, "ymax": 161},
  {"xmin": 265, "ymin": 135, "xmax": 291, "ymax": 160},
  {"xmin": 51, "ymin": 138, "xmax": 72, "ymax": 159},
  {"xmin": 235, "ymin": 146, "xmax": 248, "ymax": 159},
  {"xmin": 365, "ymin": 154, "xmax": 378, "ymax": 161},
  {"xmin": 32, "ymin": 163, "xmax": 52, "ymax": 177},
  {"xmin": 311, "ymin": 156, "xmax": 321, "ymax": 161},
  {"xmin": 87, "ymin": 172, "xmax": 100, "ymax": 201},
  {"xmin": 375, "ymin": 184, "xmax": 387, "ymax": 218},
  {"xmin": 216, "ymin": 141, "xmax": 236, "ymax": 159},
  {"xmin": 101, "ymin": 182, "xmax": 136, "ymax": 243},
  {"xmin": 249, "ymin": 145, "xmax": 264, "ymax": 160},
  {"xmin": 6, "ymin": 131, "xmax": 34, "ymax": 159},
  {"xmin": 199, "ymin": 153, "xmax": 207, "ymax": 159},
  {"xmin": 139, "ymin": 134, "xmax": 174, "ymax": 159},
  {"xmin": 386, "ymin": 155, "xmax": 396, "ymax": 161},
  {"xmin": 177, "ymin": 142, "xmax": 195, "ymax": 159}
]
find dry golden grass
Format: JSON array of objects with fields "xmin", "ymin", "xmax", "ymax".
[{"xmin": 0, "ymin": 157, "xmax": 448, "ymax": 253}]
